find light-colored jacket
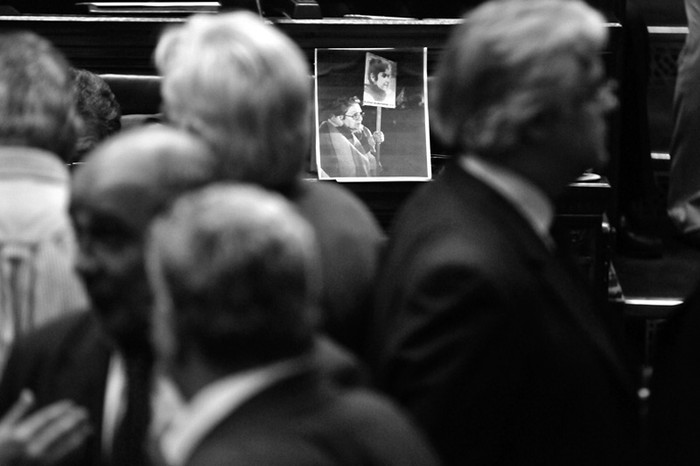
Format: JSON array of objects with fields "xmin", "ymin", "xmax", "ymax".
[{"xmin": 0, "ymin": 147, "xmax": 88, "ymax": 368}]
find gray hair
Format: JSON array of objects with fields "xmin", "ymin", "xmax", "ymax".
[
  {"xmin": 155, "ymin": 12, "xmax": 311, "ymax": 192},
  {"xmin": 432, "ymin": 0, "xmax": 608, "ymax": 158},
  {"xmin": 147, "ymin": 183, "xmax": 319, "ymax": 370}
]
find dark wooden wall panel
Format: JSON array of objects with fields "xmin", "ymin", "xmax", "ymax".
[
  {"xmin": 0, "ymin": 15, "xmax": 621, "ymax": 76},
  {"xmin": 0, "ymin": 13, "xmax": 621, "ymax": 296}
]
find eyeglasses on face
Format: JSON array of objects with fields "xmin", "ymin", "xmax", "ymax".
[{"xmin": 344, "ymin": 112, "xmax": 365, "ymax": 120}]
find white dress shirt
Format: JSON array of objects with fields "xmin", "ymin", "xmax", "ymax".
[{"xmin": 102, "ymin": 352, "xmax": 126, "ymax": 459}]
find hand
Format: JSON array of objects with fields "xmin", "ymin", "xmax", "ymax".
[
  {"xmin": 0, "ymin": 390, "xmax": 92, "ymax": 466},
  {"xmin": 372, "ymin": 131, "xmax": 385, "ymax": 144}
]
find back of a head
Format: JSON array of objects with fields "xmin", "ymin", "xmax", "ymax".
[
  {"xmin": 148, "ymin": 183, "xmax": 319, "ymax": 372},
  {"xmin": 71, "ymin": 68, "xmax": 122, "ymax": 163},
  {"xmin": 0, "ymin": 31, "xmax": 80, "ymax": 162},
  {"xmin": 432, "ymin": 0, "xmax": 607, "ymax": 158},
  {"xmin": 72, "ymin": 125, "xmax": 216, "ymax": 220},
  {"xmin": 155, "ymin": 11, "xmax": 311, "ymax": 192}
]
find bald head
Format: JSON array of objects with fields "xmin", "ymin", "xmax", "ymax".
[
  {"xmin": 72, "ymin": 125, "xmax": 215, "ymax": 234},
  {"xmin": 70, "ymin": 125, "xmax": 215, "ymax": 354}
]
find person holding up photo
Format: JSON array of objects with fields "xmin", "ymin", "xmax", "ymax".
[{"xmin": 318, "ymin": 96, "xmax": 383, "ymax": 177}]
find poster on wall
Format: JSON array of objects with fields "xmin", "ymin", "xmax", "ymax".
[{"xmin": 314, "ymin": 48, "xmax": 431, "ymax": 181}]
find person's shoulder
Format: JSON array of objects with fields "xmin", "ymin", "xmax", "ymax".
[
  {"xmin": 328, "ymin": 387, "xmax": 406, "ymax": 419},
  {"xmin": 299, "ymin": 180, "xmax": 362, "ymax": 206},
  {"xmin": 10, "ymin": 311, "xmax": 100, "ymax": 356},
  {"xmin": 295, "ymin": 181, "xmax": 383, "ymax": 235},
  {"xmin": 312, "ymin": 335, "xmax": 369, "ymax": 387},
  {"xmin": 28, "ymin": 310, "xmax": 94, "ymax": 337},
  {"xmin": 0, "ymin": 311, "xmax": 105, "ymax": 406},
  {"xmin": 387, "ymin": 168, "xmax": 529, "ymax": 270},
  {"xmin": 320, "ymin": 387, "xmax": 441, "ymax": 465},
  {"xmin": 394, "ymin": 162, "xmax": 514, "ymax": 229}
]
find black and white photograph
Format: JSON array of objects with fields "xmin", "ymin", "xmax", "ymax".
[
  {"xmin": 363, "ymin": 52, "xmax": 397, "ymax": 108},
  {"xmin": 314, "ymin": 48, "xmax": 430, "ymax": 181}
]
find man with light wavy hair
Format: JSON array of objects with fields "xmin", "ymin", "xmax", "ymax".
[
  {"xmin": 154, "ymin": 11, "xmax": 384, "ymax": 356},
  {"xmin": 367, "ymin": 1, "xmax": 641, "ymax": 465}
]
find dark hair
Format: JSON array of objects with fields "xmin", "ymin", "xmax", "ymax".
[
  {"xmin": 71, "ymin": 68, "xmax": 122, "ymax": 162},
  {"xmin": 367, "ymin": 57, "xmax": 390, "ymax": 81},
  {"xmin": 324, "ymin": 95, "xmax": 361, "ymax": 119}
]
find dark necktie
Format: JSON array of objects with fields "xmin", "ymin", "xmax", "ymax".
[{"xmin": 111, "ymin": 355, "xmax": 153, "ymax": 466}]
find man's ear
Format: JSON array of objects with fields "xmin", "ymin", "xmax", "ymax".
[{"xmin": 522, "ymin": 111, "xmax": 558, "ymax": 145}]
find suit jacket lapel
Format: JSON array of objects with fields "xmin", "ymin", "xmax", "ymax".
[{"xmin": 539, "ymin": 247, "xmax": 637, "ymax": 393}]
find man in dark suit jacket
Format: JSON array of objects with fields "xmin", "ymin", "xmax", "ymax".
[
  {"xmin": 367, "ymin": 1, "xmax": 641, "ymax": 465},
  {"xmin": 0, "ymin": 125, "xmax": 217, "ymax": 465},
  {"xmin": 146, "ymin": 183, "xmax": 438, "ymax": 466}
]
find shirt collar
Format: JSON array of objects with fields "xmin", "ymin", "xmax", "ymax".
[
  {"xmin": 102, "ymin": 353, "xmax": 126, "ymax": 460},
  {"xmin": 159, "ymin": 356, "xmax": 312, "ymax": 466},
  {"xmin": 459, "ymin": 154, "xmax": 554, "ymax": 245}
]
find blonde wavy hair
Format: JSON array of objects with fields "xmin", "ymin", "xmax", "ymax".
[{"xmin": 155, "ymin": 12, "xmax": 311, "ymax": 192}]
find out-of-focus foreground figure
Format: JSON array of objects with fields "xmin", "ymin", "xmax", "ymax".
[
  {"xmin": 155, "ymin": 11, "xmax": 384, "ymax": 356},
  {"xmin": 366, "ymin": 1, "xmax": 641, "ymax": 465},
  {"xmin": 0, "ymin": 31, "xmax": 88, "ymax": 368},
  {"xmin": 147, "ymin": 183, "xmax": 439, "ymax": 466},
  {"xmin": 0, "ymin": 125, "xmax": 216, "ymax": 466}
]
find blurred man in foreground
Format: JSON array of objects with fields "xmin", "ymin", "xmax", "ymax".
[
  {"xmin": 367, "ymin": 1, "xmax": 641, "ymax": 465},
  {"xmin": 155, "ymin": 12, "xmax": 384, "ymax": 355},
  {"xmin": 147, "ymin": 183, "xmax": 439, "ymax": 466},
  {"xmin": 0, "ymin": 125, "xmax": 216, "ymax": 465}
]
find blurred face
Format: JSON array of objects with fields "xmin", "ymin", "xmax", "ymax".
[
  {"xmin": 565, "ymin": 61, "xmax": 617, "ymax": 172},
  {"xmin": 372, "ymin": 68, "xmax": 391, "ymax": 90},
  {"xmin": 70, "ymin": 178, "xmax": 161, "ymax": 354},
  {"xmin": 342, "ymin": 103, "xmax": 363, "ymax": 130}
]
